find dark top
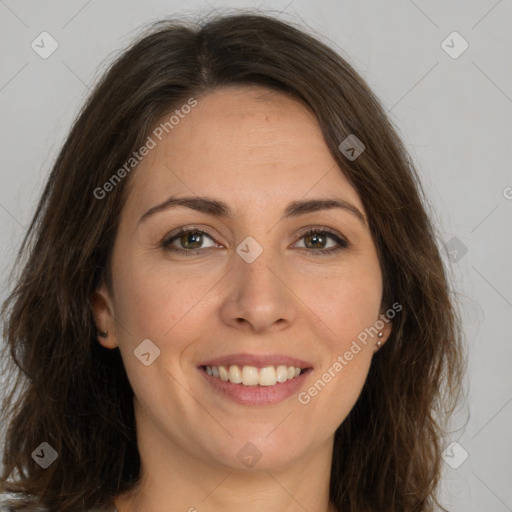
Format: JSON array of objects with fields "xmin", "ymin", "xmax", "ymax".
[{"xmin": 0, "ymin": 494, "xmax": 117, "ymax": 511}]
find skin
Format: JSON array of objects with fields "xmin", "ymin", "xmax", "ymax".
[{"xmin": 92, "ymin": 85, "xmax": 391, "ymax": 512}]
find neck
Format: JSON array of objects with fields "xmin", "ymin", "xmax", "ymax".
[{"xmin": 115, "ymin": 404, "xmax": 336, "ymax": 512}]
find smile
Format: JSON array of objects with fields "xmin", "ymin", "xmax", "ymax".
[
  {"xmin": 202, "ymin": 364, "xmax": 303, "ymax": 386},
  {"xmin": 198, "ymin": 353, "xmax": 313, "ymax": 405}
]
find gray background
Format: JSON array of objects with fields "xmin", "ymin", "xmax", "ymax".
[{"xmin": 0, "ymin": 1, "xmax": 511, "ymax": 510}]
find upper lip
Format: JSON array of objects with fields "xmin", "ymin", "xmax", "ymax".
[{"xmin": 198, "ymin": 353, "xmax": 313, "ymax": 369}]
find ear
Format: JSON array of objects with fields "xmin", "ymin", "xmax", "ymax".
[
  {"xmin": 90, "ymin": 281, "xmax": 118, "ymax": 349},
  {"xmin": 374, "ymin": 309, "xmax": 394, "ymax": 351}
]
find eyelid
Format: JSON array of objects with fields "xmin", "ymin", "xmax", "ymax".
[
  {"xmin": 295, "ymin": 225, "xmax": 347, "ymax": 241},
  {"xmin": 162, "ymin": 225, "xmax": 223, "ymax": 247}
]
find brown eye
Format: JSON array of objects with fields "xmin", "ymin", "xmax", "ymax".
[
  {"xmin": 162, "ymin": 228, "xmax": 217, "ymax": 254},
  {"xmin": 177, "ymin": 231, "xmax": 204, "ymax": 250},
  {"xmin": 294, "ymin": 228, "xmax": 348, "ymax": 255},
  {"xmin": 303, "ymin": 232, "xmax": 329, "ymax": 249}
]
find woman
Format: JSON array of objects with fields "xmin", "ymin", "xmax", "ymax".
[{"xmin": 0, "ymin": 12, "xmax": 464, "ymax": 512}]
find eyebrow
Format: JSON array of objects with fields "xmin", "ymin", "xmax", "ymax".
[{"xmin": 138, "ymin": 195, "xmax": 367, "ymax": 226}]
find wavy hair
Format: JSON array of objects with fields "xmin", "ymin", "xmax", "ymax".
[{"xmin": 0, "ymin": 12, "xmax": 464, "ymax": 512}]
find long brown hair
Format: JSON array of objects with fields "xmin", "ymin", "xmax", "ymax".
[{"xmin": 1, "ymin": 12, "xmax": 464, "ymax": 512}]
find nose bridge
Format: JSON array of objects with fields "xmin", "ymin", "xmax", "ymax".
[{"xmin": 220, "ymin": 236, "xmax": 297, "ymax": 332}]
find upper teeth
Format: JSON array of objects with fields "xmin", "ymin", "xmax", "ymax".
[{"xmin": 205, "ymin": 364, "xmax": 302, "ymax": 386}]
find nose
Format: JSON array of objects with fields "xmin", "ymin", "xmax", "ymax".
[{"xmin": 219, "ymin": 249, "xmax": 298, "ymax": 334}]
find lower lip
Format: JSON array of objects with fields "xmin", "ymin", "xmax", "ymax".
[{"xmin": 199, "ymin": 367, "xmax": 312, "ymax": 405}]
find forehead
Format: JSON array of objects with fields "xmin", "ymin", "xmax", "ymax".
[{"xmin": 126, "ymin": 86, "xmax": 364, "ymax": 217}]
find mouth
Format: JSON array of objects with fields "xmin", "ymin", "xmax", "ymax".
[
  {"xmin": 197, "ymin": 354, "xmax": 313, "ymax": 405},
  {"xmin": 201, "ymin": 363, "xmax": 307, "ymax": 386}
]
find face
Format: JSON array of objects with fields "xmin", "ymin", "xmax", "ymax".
[{"xmin": 93, "ymin": 86, "xmax": 390, "ymax": 472}]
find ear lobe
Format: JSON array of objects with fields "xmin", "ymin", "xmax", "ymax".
[
  {"xmin": 375, "ymin": 311, "xmax": 393, "ymax": 351},
  {"xmin": 90, "ymin": 282, "xmax": 118, "ymax": 349},
  {"xmin": 381, "ymin": 317, "xmax": 392, "ymax": 341}
]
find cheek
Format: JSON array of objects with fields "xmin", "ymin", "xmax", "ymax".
[
  {"xmin": 312, "ymin": 260, "xmax": 383, "ymax": 344},
  {"xmin": 300, "ymin": 259, "xmax": 381, "ymax": 412},
  {"xmin": 311, "ymin": 352, "xmax": 373, "ymax": 438},
  {"xmin": 112, "ymin": 250, "xmax": 216, "ymax": 342},
  {"xmin": 111, "ymin": 256, "xmax": 207, "ymax": 408}
]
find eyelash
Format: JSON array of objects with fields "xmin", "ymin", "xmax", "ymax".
[{"xmin": 161, "ymin": 226, "xmax": 349, "ymax": 257}]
